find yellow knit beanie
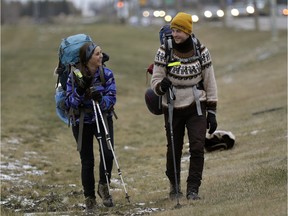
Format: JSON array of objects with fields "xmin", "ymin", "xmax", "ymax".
[{"xmin": 170, "ymin": 12, "xmax": 192, "ymax": 35}]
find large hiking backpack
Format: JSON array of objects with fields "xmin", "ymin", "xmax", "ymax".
[
  {"xmin": 54, "ymin": 34, "xmax": 110, "ymax": 125},
  {"xmin": 57, "ymin": 34, "xmax": 93, "ymax": 90},
  {"xmin": 144, "ymin": 25, "xmax": 172, "ymax": 115},
  {"xmin": 145, "ymin": 25, "xmax": 202, "ymax": 116},
  {"xmin": 54, "ymin": 34, "xmax": 93, "ymax": 125}
]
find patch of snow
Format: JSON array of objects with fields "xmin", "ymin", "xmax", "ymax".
[
  {"xmin": 124, "ymin": 145, "xmax": 138, "ymax": 150},
  {"xmin": 131, "ymin": 207, "xmax": 164, "ymax": 215},
  {"xmin": 136, "ymin": 202, "xmax": 145, "ymax": 206},
  {"xmin": 7, "ymin": 137, "xmax": 22, "ymax": 145},
  {"xmin": 250, "ymin": 129, "xmax": 266, "ymax": 135},
  {"xmin": 0, "ymin": 173, "xmax": 19, "ymax": 181},
  {"xmin": 0, "ymin": 159, "xmax": 46, "ymax": 181},
  {"xmin": 181, "ymin": 155, "xmax": 189, "ymax": 162}
]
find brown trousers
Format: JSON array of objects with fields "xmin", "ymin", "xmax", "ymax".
[{"xmin": 163, "ymin": 102, "xmax": 206, "ymax": 193}]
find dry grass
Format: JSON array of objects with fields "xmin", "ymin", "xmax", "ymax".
[{"xmin": 1, "ymin": 22, "xmax": 287, "ymax": 216}]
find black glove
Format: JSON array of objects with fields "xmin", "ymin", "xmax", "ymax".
[
  {"xmin": 160, "ymin": 77, "xmax": 172, "ymax": 93},
  {"xmin": 91, "ymin": 89, "xmax": 102, "ymax": 102},
  {"xmin": 207, "ymin": 111, "xmax": 217, "ymax": 134},
  {"xmin": 76, "ymin": 76, "xmax": 92, "ymax": 95}
]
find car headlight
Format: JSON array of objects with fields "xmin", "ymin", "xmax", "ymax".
[
  {"xmin": 204, "ymin": 10, "xmax": 212, "ymax": 18},
  {"xmin": 164, "ymin": 15, "xmax": 172, "ymax": 22},
  {"xmin": 231, "ymin": 8, "xmax": 240, "ymax": 16},
  {"xmin": 192, "ymin": 15, "xmax": 199, "ymax": 22},
  {"xmin": 246, "ymin": 6, "xmax": 255, "ymax": 14},
  {"xmin": 142, "ymin": 10, "xmax": 150, "ymax": 17},
  {"xmin": 217, "ymin": 9, "xmax": 224, "ymax": 17}
]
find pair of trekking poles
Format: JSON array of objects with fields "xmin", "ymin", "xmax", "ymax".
[
  {"xmin": 93, "ymin": 90, "xmax": 178, "ymax": 207},
  {"xmin": 91, "ymin": 99, "xmax": 130, "ymax": 203}
]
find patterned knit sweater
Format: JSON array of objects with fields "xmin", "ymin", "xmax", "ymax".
[{"xmin": 151, "ymin": 36, "xmax": 217, "ymax": 111}]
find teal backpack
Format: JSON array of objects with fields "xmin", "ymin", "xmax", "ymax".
[{"xmin": 56, "ymin": 33, "xmax": 93, "ymax": 91}]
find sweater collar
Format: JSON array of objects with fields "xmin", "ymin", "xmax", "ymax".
[{"xmin": 172, "ymin": 36, "xmax": 193, "ymax": 53}]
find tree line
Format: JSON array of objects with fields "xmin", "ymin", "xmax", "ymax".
[{"xmin": 1, "ymin": 0, "xmax": 80, "ymax": 24}]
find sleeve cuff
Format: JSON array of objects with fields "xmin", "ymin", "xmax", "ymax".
[{"xmin": 206, "ymin": 101, "xmax": 217, "ymax": 112}]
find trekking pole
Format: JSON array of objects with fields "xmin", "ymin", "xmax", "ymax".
[
  {"xmin": 94, "ymin": 102, "xmax": 130, "ymax": 203},
  {"xmin": 92, "ymin": 100, "xmax": 112, "ymax": 197},
  {"xmin": 166, "ymin": 87, "xmax": 181, "ymax": 208}
]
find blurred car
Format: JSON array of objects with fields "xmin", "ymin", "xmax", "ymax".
[
  {"xmin": 230, "ymin": 2, "xmax": 255, "ymax": 17},
  {"xmin": 229, "ymin": 0, "xmax": 287, "ymax": 17},
  {"xmin": 200, "ymin": 5, "xmax": 224, "ymax": 21},
  {"xmin": 277, "ymin": 0, "xmax": 288, "ymax": 16}
]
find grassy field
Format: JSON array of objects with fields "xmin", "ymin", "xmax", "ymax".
[{"xmin": 1, "ymin": 22, "xmax": 287, "ymax": 216}]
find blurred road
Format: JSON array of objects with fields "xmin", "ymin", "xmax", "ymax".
[{"xmin": 226, "ymin": 16, "xmax": 287, "ymax": 30}]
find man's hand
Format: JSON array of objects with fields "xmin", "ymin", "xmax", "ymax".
[
  {"xmin": 207, "ymin": 111, "xmax": 217, "ymax": 134},
  {"xmin": 160, "ymin": 77, "xmax": 172, "ymax": 93}
]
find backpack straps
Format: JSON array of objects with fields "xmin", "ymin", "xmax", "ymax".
[
  {"xmin": 99, "ymin": 65, "xmax": 106, "ymax": 86},
  {"xmin": 55, "ymin": 60, "xmax": 64, "ymax": 89},
  {"xmin": 191, "ymin": 34, "xmax": 204, "ymax": 116},
  {"xmin": 77, "ymin": 109, "xmax": 85, "ymax": 152},
  {"xmin": 99, "ymin": 65, "xmax": 118, "ymax": 120},
  {"xmin": 70, "ymin": 65, "xmax": 85, "ymax": 152},
  {"xmin": 165, "ymin": 34, "xmax": 181, "ymax": 69},
  {"xmin": 165, "ymin": 34, "xmax": 174, "ymax": 64},
  {"xmin": 191, "ymin": 34, "xmax": 202, "ymax": 65}
]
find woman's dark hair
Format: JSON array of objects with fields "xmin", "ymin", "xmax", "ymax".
[{"xmin": 79, "ymin": 42, "xmax": 96, "ymax": 76}]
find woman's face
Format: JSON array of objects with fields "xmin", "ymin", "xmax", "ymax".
[
  {"xmin": 171, "ymin": 28, "xmax": 190, "ymax": 44},
  {"xmin": 88, "ymin": 46, "xmax": 103, "ymax": 68}
]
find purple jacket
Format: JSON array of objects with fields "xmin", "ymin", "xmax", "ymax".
[{"xmin": 65, "ymin": 67, "xmax": 116, "ymax": 124}]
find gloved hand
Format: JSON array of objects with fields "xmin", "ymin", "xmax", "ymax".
[
  {"xmin": 76, "ymin": 76, "xmax": 92, "ymax": 95},
  {"xmin": 160, "ymin": 77, "xmax": 172, "ymax": 93},
  {"xmin": 91, "ymin": 89, "xmax": 102, "ymax": 103},
  {"xmin": 207, "ymin": 111, "xmax": 217, "ymax": 134}
]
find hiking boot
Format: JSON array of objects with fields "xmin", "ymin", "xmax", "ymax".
[
  {"xmin": 187, "ymin": 191, "xmax": 201, "ymax": 200},
  {"xmin": 85, "ymin": 196, "xmax": 96, "ymax": 213},
  {"xmin": 169, "ymin": 183, "xmax": 183, "ymax": 200},
  {"xmin": 97, "ymin": 183, "xmax": 114, "ymax": 207}
]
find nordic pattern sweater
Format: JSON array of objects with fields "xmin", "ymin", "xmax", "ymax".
[{"xmin": 151, "ymin": 36, "xmax": 217, "ymax": 111}]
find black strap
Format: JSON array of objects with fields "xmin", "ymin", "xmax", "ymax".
[
  {"xmin": 68, "ymin": 65, "xmax": 76, "ymax": 127},
  {"xmin": 164, "ymin": 36, "xmax": 174, "ymax": 66},
  {"xmin": 99, "ymin": 65, "xmax": 106, "ymax": 86},
  {"xmin": 99, "ymin": 66, "xmax": 118, "ymax": 119},
  {"xmin": 191, "ymin": 34, "xmax": 202, "ymax": 66},
  {"xmin": 77, "ymin": 110, "xmax": 85, "ymax": 152}
]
